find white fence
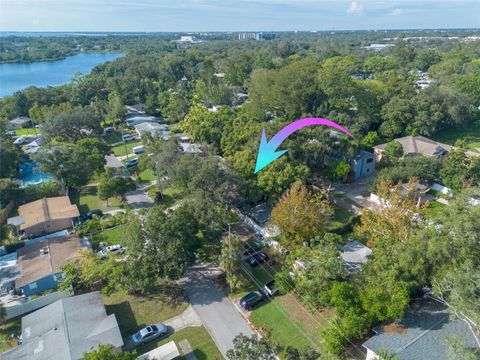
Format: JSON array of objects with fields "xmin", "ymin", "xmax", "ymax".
[{"xmin": 5, "ymin": 287, "xmax": 73, "ymax": 320}]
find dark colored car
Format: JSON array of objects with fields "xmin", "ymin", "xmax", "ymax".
[
  {"xmin": 124, "ymin": 158, "xmax": 139, "ymax": 168},
  {"xmin": 247, "ymin": 252, "xmax": 274, "ymax": 267},
  {"xmin": 240, "ymin": 290, "xmax": 267, "ymax": 311},
  {"xmin": 264, "ymin": 280, "xmax": 280, "ymax": 297},
  {"xmin": 82, "ymin": 209, "xmax": 103, "ymax": 221},
  {"xmin": 131, "ymin": 323, "xmax": 168, "ymax": 347}
]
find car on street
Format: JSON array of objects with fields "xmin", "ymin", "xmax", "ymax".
[
  {"xmin": 247, "ymin": 252, "xmax": 274, "ymax": 267},
  {"xmin": 97, "ymin": 244, "xmax": 125, "ymax": 258},
  {"xmin": 13, "ymin": 136, "xmax": 26, "ymax": 145},
  {"xmin": 122, "ymin": 134, "xmax": 135, "ymax": 142},
  {"xmin": 131, "ymin": 323, "xmax": 169, "ymax": 347},
  {"xmin": 240, "ymin": 290, "xmax": 267, "ymax": 310},
  {"xmin": 264, "ymin": 280, "xmax": 280, "ymax": 297},
  {"xmin": 124, "ymin": 158, "xmax": 139, "ymax": 168},
  {"xmin": 81, "ymin": 209, "xmax": 103, "ymax": 221}
]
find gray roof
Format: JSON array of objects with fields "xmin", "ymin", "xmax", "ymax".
[
  {"xmin": 249, "ymin": 203, "xmax": 272, "ymax": 225},
  {"xmin": 105, "ymin": 154, "xmax": 124, "ymax": 169},
  {"xmin": 362, "ymin": 297, "xmax": 480, "ymax": 360},
  {"xmin": 2, "ymin": 292, "xmax": 123, "ymax": 360},
  {"xmin": 340, "ymin": 240, "xmax": 371, "ymax": 273}
]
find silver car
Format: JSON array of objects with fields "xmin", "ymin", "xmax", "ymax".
[{"xmin": 131, "ymin": 323, "xmax": 168, "ymax": 346}]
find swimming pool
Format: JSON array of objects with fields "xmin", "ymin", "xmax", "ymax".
[{"xmin": 18, "ymin": 161, "xmax": 54, "ymax": 188}]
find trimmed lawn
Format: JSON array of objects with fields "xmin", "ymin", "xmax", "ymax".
[
  {"xmin": 102, "ymin": 285, "xmax": 188, "ymax": 337},
  {"xmin": 148, "ymin": 184, "xmax": 185, "ymax": 209},
  {"xmin": 138, "ymin": 168, "xmax": 155, "ymax": 182},
  {"xmin": 70, "ymin": 185, "xmax": 123, "ymax": 214},
  {"xmin": 0, "ymin": 318, "xmax": 21, "ymax": 352},
  {"xmin": 425, "ymin": 200, "xmax": 448, "ymax": 220},
  {"xmin": 92, "ymin": 225, "xmax": 127, "ymax": 247},
  {"xmin": 137, "ymin": 326, "xmax": 222, "ymax": 360},
  {"xmin": 432, "ymin": 121, "xmax": 480, "ymax": 150},
  {"xmin": 249, "ymin": 295, "xmax": 326, "ymax": 353},
  {"xmin": 15, "ymin": 127, "xmax": 40, "ymax": 136},
  {"xmin": 112, "ymin": 140, "xmax": 143, "ymax": 157}
]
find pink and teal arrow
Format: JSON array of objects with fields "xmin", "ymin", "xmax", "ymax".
[{"xmin": 254, "ymin": 117, "xmax": 354, "ymax": 173}]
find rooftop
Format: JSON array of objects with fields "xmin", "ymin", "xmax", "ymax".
[
  {"xmin": 2, "ymin": 292, "xmax": 124, "ymax": 360},
  {"xmin": 249, "ymin": 203, "xmax": 272, "ymax": 225},
  {"xmin": 18, "ymin": 196, "xmax": 80, "ymax": 231},
  {"xmin": 340, "ymin": 240, "xmax": 372, "ymax": 273},
  {"xmin": 362, "ymin": 297, "xmax": 480, "ymax": 360},
  {"xmin": 104, "ymin": 154, "xmax": 124, "ymax": 169},
  {"xmin": 15, "ymin": 235, "xmax": 83, "ymax": 288}
]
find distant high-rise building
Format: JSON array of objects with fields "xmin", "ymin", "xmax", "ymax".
[{"xmin": 238, "ymin": 32, "xmax": 276, "ymax": 40}]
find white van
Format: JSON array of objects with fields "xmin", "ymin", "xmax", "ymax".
[{"xmin": 133, "ymin": 145, "xmax": 145, "ymax": 154}]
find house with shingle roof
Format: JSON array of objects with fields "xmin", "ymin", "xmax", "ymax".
[
  {"xmin": 362, "ymin": 297, "xmax": 480, "ymax": 360},
  {"xmin": 2, "ymin": 292, "xmax": 123, "ymax": 360}
]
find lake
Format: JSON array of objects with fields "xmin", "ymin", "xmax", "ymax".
[{"xmin": 0, "ymin": 53, "xmax": 124, "ymax": 98}]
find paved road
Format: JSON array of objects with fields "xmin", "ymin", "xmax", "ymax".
[{"xmin": 179, "ymin": 265, "xmax": 254, "ymax": 357}]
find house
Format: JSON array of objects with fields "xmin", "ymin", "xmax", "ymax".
[
  {"xmin": 126, "ymin": 115, "xmax": 160, "ymax": 127},
  {"xmin": 373, "ymin": 136, "xmax": 451, "ymax": 162},
  {"xmin": 340, "ymin": 239, "xmax": 372, "ymax": 273},
  {"xmin": 8, "ymin": 117, "xmax": 32, "ymax": 129},
  {"xmin": 179, "ymin": 142, "xmax": 203, "ymax": 154},
  {"xmin": 362, "ymin": 297, "xmax": 480, "ymax": 360},
  {"xmin": 15, "ymin": 234, "xmax": 84, "ymax": 296},
  {"xmin": 134, "ymin": 122, "xmax": 169, "ymax": 138},
  {"xmin": 2, "ymin": 292, "xmax": 124, "ymax": 360},
  {"xmin": 350, "ymin": 150, "xmax": 375, "ymax": 180},
  {"xmin": 125, "ymin": 103, "xmax": 145, "ymax": 115},
  {"xmin": 17, "ymin": 196, "xmax": 80, "ymax": 237}
]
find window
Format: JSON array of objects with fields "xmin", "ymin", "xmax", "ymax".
[
  {"xmin": 367, "ymin": 158, "xmax": 373, "ymax": 163},
  {"xmin": 29, "ymin": 282, "xmax": 38, "ymax": 290}
]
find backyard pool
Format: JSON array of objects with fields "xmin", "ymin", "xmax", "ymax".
[{"xmin": 18, "ymin": 161, "xmax": 54, "ymax": 188}]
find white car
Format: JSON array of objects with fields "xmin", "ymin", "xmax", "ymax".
[
  {"xmin": 97, "ymin": 244, "xmax": 125, "ymax": 258},
  {"xmin": 13, "ymin": 136, "xmax": 26, "ymax": 145},
  {"xmin": 122, "ymin": 134, "xmax": 135, "ymax": 142}
]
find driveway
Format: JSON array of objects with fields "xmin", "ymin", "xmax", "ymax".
[{"xmin": 179, "ymin": 264, "xmax": 254, "ymax": 357}]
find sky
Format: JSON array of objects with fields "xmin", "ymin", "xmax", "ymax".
[{"xmin": 1, "ymin": 0, "xmax": 479, "ymax": 32}]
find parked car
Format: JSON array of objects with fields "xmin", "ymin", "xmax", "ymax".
[
  {"xmin": 247, "ymin": 252, "xmax": 274, "ymax": 267},
  {"xmin": 124, "ymin": 158, "xmax": 139, "ymax": 168},
  {"xmin": 122, "ymin": 134, "xmax": 135, "ymax": 142},
  {"xmin": 131, "ymin": 323, "xmax": 168, "ymax": 347},
  {"xmin": 97, "ymin": 244, "xmax": 125, "ymax": 258},
  {"xmin": 13, "ymin": 136, "xmax": 26, "ymax": 145},
  {"xmin": 240, "ymin": 290, "xmax": 267, "ymax": 310},
  {"xmin": 5, "ymin": 131, "xmax": 16, "ymax": 136},
  {"xmin": 81, "ymin": 209, "xmax": 103, "ymax": 221},
  {"xmin": 264, "ymin": 280, "xmax": 280, "ymax": 297},
  {"xmin": 104, "ymin": 127, "xmax": 113, "ymax": 133},
  {"xmin": 133, "ymin": 145, "xmax": 145, "ymax": 154}
]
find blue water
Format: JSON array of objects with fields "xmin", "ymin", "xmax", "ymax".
[
  {"xmin": 18, "ymin": 161, "xmax": 54, "ymax": 188},
  {"xmin": 0, "ymin": 53, "xmax": 124, "ymax": 97}
]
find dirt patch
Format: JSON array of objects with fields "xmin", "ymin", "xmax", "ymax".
[
  {"xmin": 383, "ymin": 323, "xmax": 407, "ymax": 334},
  {"xmin": 278, "ymin": 294, "xmax": 328, "ymax": 331}
]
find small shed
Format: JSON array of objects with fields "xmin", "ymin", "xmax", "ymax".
[{"xmin": 138, "ymin": 341, "xmax": 180, "ymax": 360}]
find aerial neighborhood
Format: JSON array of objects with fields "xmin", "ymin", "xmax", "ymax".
[{"xmin": 0, "ymin": 8, "xmax": 480, "ymax": 360}]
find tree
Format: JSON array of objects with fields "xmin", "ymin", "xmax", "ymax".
[
  {"xmin": 284, "ymin": 347, "xmax": 320, "ymax": 360},
  {"xmin": 376, "ymin": 155, "xmax": 441, "ymax": 184},
  {"xmin": 0, "ymin": 139, "xmax": 21, "ymax": 178},
  {"xmin": 440, "ymin": 149, "xmax": 479, "ymax": 191},
  {"xmin": 271, "ymin": 182, "xmax": 332, "ymax": 249},
  {"xmin": 0, "ymin": 179, "xmax": 20, "ymax": 208},
  {"xmin": 357, "ymin": 178, "xmax": 421, "ymax": 247},
  {"xmin": 106, "ymin": 93, "xmax": 125, "ymax": 127},
  {"xmin": 42, "ymin": 106, "xmax": 102, "ymax": 143},
  {"xmin": 220, "ymin": 234, "xmax": 243, "ymax": 291},
  {"xmin": 83, "ymin": 344, "xmax": 137, "ymax": 360},
  {"xmin": 98, "ymin": 170, "xmax": 135, "ymax": 205},
  {"xmin": 226, "ymin": 334, "xmax": 278, "ymax": 360},
  {"xmin": 382, "ymin": 141, "xmax": 404, "ymax": 164},
  {"xmin": 334, "ymin": 160, "xmax": 351, "ymax": 181},
  {"xmin": 445, "ymin": 335, "xmax": 480, "ymax": 360}
]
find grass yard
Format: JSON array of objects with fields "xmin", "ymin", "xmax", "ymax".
[
  {"xmin": 432, "ymin": 121, "xmax": 480, "ymax": 150},
  {"xmin": 138, "ymin": 168, "xmax": 155, "ymax": 182},
  {"xmin": 148, "ymin": 184, "xmax": 185, "ymax": 209},
  {"xmin": 249, "ymin": 294, "xmax": 327, "ymax": 354},
  {"xmin": 70, "ymin": 185, "xmax": 123, "ymax": 214},
  {"xmin": 328, "ymin": 204, "xmax": 355, "ymax": 232},
  {"xmin": 111, "ymin": 140, "xmax": 143, "ymax": 157},
  {"xmin": 0, "ymin": 318, "xmax": 21, "ymax": 352},
  {"xmin": 102, "ymin": 285, "xmax": 188, "ymax": 337},
  {"xmin": 137, "ymin": 326, "xmax": 222, "ymax": 360},
  {"xmin": 425, "ymin": 200, "xmax": 448, "ymax": 220},
  {"xmin": 103, "ymin": 130, "xmax": 123, "ymax": 144},
  {"xmin": 92, "ymin": 225, "xmax": 127, "ymax": 247},
  {"xmin": 15, "ymin": 127, "xmax": 40, "ymax": 136}
]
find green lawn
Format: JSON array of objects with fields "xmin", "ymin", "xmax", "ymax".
[
  {"xmin": 137, "ymin": 326, "xmax": 222, "ymax": 360},
  {"xmin": 0, "ymin": 318, "xmax": 21, "ymax": 352},
  {"xmin": 250, "ymin": 295, "xmax": 326, "ymax": 353},
  {"xmin": 328, "ymin": 205, "xmax": 354, "ymax": 232},
  {"xmin": 70, "ymin": 185, "xmax": 123, "ymax": 214},
  {"xmin": 138, "ymin": 168, "xmax": 155, "ymax": 182},
  {"xmin": 425, "ymin": 200, "xmax": 448, "ymax": 220},
  {"xmin": 111, "ymin": 140, "xmax": 143, "ymax": 156},
  {"xmin": 148, "ymin": 184, "xmax": 185, "ymax": 209},
  {"xmin": 103, "ymin": 131, "xmax": 123, "ymax": 144},
  {"xmin": 92, "ymin": 225, "xmax": 127, "ymax": 247},
  {"xmin": 15, "ymin": 127, "xmax": 40, "ymax": 136},
  {"xmin": 432, "ymin": 121, "xmax": 480, "ymax": 150},
  {"xmin": 102, "ymin": 285, "xmax": 188, "ymax": 337}
]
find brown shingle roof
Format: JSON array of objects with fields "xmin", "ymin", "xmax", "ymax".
[
  {"xmin": 18, "ymin": 196, "xmax": 80, "ymax": 231},
  {"xmin": 374, "ymin": 136, "xmax": 451, "ymax": 157},
  {"xmin": 15, "ymin": 235, "xmax": 82, "ymax": 287}
]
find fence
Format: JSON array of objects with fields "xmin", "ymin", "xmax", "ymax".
[{"xmin": 5, "ymin": 287, "xmax": 73, "ymax": 320}]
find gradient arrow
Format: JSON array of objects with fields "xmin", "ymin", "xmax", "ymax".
[{"xmin": 254, "ymin": 117, "xmax": 354, "ymax": 173}]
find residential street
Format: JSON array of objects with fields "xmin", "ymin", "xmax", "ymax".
[{"xmin": 179, "ymin": 264, "xmax": 254, "ymax": 358}]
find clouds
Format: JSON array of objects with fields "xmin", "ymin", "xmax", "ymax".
[
  {"xmin": 0, "ymin": 0, "xmax": 479, "ymax": 32},
  {"xmin": 347, "ymin": 1, "xmax": 364, "ymax": 15}
]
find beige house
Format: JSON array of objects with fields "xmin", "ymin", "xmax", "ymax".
[
  {"xmin": 17, "ymin": 196, "xmax": 80, "ymax": 237},
  {"xmin": 373, "ymin": 135, "xmax": 480, "ymax": 162}
]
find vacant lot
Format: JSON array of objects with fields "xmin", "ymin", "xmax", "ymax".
[
  {"xmin": 70, "ymin": 185, "xmax": 123, "ymax": 214},
  {"xmin": 0, "ymin": 318, "xmax": 21, "ymax": 352}
]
